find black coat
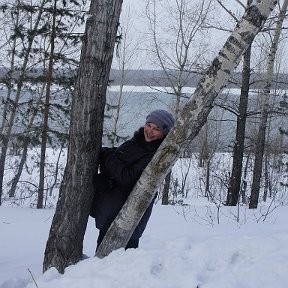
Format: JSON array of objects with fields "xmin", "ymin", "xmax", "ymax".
[{"xmin": 90, "ymin": 127, "xmax": 163, "ymax": 240}]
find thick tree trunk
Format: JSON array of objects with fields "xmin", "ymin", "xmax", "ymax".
[
  {"xmin": 226, "ymin": 44, "xmax": 251, "ymax": 206},
  {"xmin": 249, "ymin": 0, "xmax": 288, "ymax": 209},
  {"xmin": 96, "ymin": 0, "xmax": 277, "ymax": 258},
  {"xmin": 43, "ymin": 0, "xmax": 123, "ymax": 273}
]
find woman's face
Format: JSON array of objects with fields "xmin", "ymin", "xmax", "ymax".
[{"xmin": 144, "ymin": 123, "xmax": 164, "ymax": 142}]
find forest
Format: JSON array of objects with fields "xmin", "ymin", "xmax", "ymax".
[{"xmin": 0, "ymin": 0, "xmax": 287, "ymax": 208}]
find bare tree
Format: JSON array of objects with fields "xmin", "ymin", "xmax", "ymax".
[
  {"xmin": 37, "ymin": 0, "xmax": 57, "ymax": 209},
  {"xmin": 96, "ymin": 0, "xmax": 278, "ymax": 258},
  {"xmin": 249, "ymin": 0, "xmax": 288, "ymax": 209},
  {"xmin": 105, "ymin": 7, "xmax": 139, "ymax": 147},
  {"xmin": 0, "ymin": 0, "xmax": 47, "ymax": 205},
  {"xmin": 223, "ymin": 0, "xmax": 252, "ymax": 206},
  {"xmin": 226, "ymin": 44, "xmax": 252, "ymax": 206},
  {"xmin": 8, "ymin": 95, "xmax": 42, "ymax": 198},
  {"xmin": 0, "ymin": 0, "xmax": 86, "ymax": 206},
  {"xmin": 43, "ymin": 0, "xmax": 123, "ymax": 273},
  {"xmin": 146, "ymin": 0, "xmax": 212, "ymax": 115},
  {"xmin": 145, "ymin": 0, "xmax": 213, "ymax": 204}
]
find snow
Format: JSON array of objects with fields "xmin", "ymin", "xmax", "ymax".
[
  {"xmin": 1, "ymin": 0, "xmax": 288, "ymax": 286},
  {"xmin": 1, "ymin": 201, "xmax": 288, "ymax": 288}
]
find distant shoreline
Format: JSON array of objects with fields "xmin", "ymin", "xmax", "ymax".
[{"xmin": 1, "ymin": 68, "xmax": 288, "ymax": 89}]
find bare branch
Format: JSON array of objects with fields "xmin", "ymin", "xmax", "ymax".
[{"xmin": 216, "ymin": 0, "xmax": 239, "ymax": 23}]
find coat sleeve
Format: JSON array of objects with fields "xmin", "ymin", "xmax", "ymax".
[
  {"xmin": 100, "ymin": 151, "xmax": 152, "ymax": 190},
  {"xmin": 98, "ymin": 147, "xmax": 117, "ymax": 166}
]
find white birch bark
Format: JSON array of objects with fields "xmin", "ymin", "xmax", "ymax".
[
  {"xmin": 96, "ymin": 0, "xmax": 278, "ymax": 258},
  {"xmin": 249, "ymin": 0, "xmax": 288, "ymax": 209}
]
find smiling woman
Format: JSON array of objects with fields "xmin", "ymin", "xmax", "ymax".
[
  {"xmin": 90, "ymin": 109, "xmax": 175, "ymax": 251},
  {"xmin": 144, "ymin": 109, "xmax": 175, "ymax": 142},
  {"xmin": 144, "ymin": 122, "xmax": 164, "ymax": 142}
]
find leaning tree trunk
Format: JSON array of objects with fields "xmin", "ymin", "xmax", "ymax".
[
  {"xmin": 43, "ymin": 0, "xmax": 123, "ymax": 273},
  {"xmin": 249, "ymin": 0, "xmax": 288, "ymax": 209},
  {"xmin": 96, "ymin": 0, "xmax": 278, "ymax": 258},
  {"xmin": 226, "ymin": 44, "xmax": 252, "ymax": 206}
]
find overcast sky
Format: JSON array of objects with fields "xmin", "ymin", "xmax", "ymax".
[{"xmin": 114, "ymin": 0, "xmax": 288, "ymax": 72}]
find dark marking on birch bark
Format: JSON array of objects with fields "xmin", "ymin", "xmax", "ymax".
[
  {"xmin": 219, "ymin": 51, "xmax": 229, "ymax": 60},
  {"xmin": 224, "ymin": 36, "xmax": 243, "ymax": 56},
  {"xmin": 153, "ymin": 145, "xmax": 177, "ymax": 174},
  {"xmin": 230, "ymin": 36, "xmax": 244, "ymax": 49},
  {"xmin": 239, "ymin": 31, "xmax": 255, "ymax": 44},
  {"xmin": 207, "ymin": 58, "xmax": 222, "ymax": 78},
  {"xmin": 223, "ymin": 69, "xmax": 231, "ymax": 75},
  {"xmin": 245, "ymin": 5, "xmax": 267, "ymax": 27},
  {"xmin": 190, "ymin": 99, "xmax": 198, "ymax": 110}
]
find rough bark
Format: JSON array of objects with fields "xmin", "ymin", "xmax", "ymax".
[
  {"xmin": 43, "ymin": 0, "xmax": 123, "ymax": 273},
  {"xmin": 249, "ymin": 0, "xmax": 287, "ymax": 209},
  {"xmin": 96, "ymin": 0, "xmax": 277, "ymax": 258},
  {"xmin": 226, "ymin": 44, "xmax": 251, "ymax": 206}
]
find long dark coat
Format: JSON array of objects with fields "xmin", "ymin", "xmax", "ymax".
[{"xmin": 90, "ymin": 127, "xmax": 163, "ymax": 240}]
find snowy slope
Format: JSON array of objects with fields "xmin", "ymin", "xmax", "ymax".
[{"xmin": 1, "ymin": 202, "xmax": 288, "ymax": 288}]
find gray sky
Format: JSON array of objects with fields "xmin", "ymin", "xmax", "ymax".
[{"xmin": 114, "ymin": 0, "xmax": 288, "ymax": 72}]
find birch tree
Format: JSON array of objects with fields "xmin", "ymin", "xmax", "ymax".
[
  {"xmin": 96, "ymin": 0, "xmax": 278, "ymax": 258},
  {"xmin": 249, "ymin": 0, "xmax": 288, "ymax": 209},
  {"xmin": 43, "ymin": 0, "xmax": 123, "ymax": 274}
]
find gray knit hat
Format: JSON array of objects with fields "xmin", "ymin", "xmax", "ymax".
[{"xmin": 146, "ymin": 109, "xmax": 175, "ymax": 135}]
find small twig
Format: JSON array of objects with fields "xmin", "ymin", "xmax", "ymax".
[
  {"xmin": 235, "ymin": 0, "xmax": 246, "ymax": 9},
  {"xmin": 216, "ymin": 0, "xmax": 239, "ymax": 23},
  {"xmin": 27, "ymin": 268, "xmax": 39, "ymax": 288}
]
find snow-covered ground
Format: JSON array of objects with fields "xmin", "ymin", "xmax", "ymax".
[{"xmin": 1, "ymin": 200, "xmax": 288, "ymax": 288}]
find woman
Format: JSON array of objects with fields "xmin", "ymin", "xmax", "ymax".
[{"xmin": 90, "ymin": 109, "xmax": 175, "ymax": 249}]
